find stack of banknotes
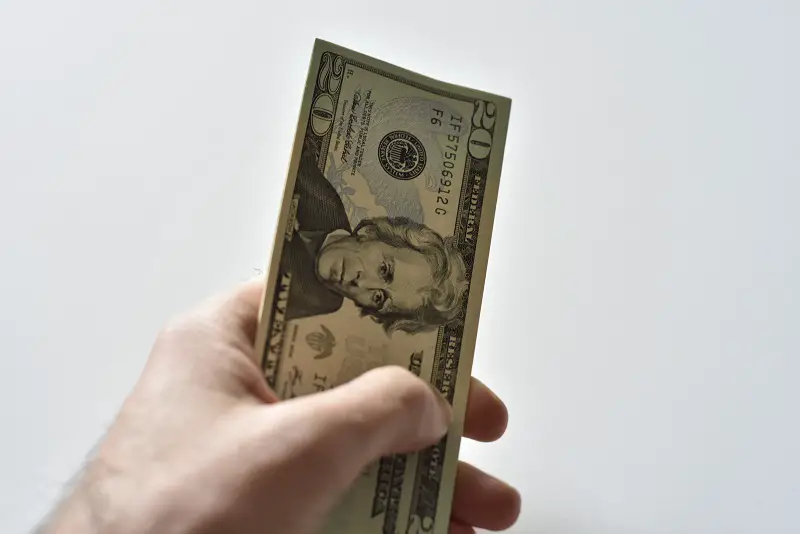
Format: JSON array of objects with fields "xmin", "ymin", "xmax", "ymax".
[{"xmin": 253, "ymin": 39, "xmax": 511, "ymax": 534}]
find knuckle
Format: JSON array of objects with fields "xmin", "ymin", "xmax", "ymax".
[
  {"xmin": 151, "ymin": 313, "xmax": 207, "ymax": 356},
  {"xmin": 380, "ymin": 367, "xmax": 433, "ymax": 414},
  {"xmin": 340, "ymin": 366, "xmax": 429, "ymax": 426},
  {"xmin": 157, "ymin": 313, "xmax": 193, "ymax": 339},
  {"xmin": 309, "ymin": 366, "xmax": 440, "ymax": 462}
]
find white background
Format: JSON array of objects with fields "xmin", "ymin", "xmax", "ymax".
[{"xmin": 1, "ymin": 1, "xmax": 798, "ymax": 533}]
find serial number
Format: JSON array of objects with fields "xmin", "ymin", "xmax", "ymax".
[{"xmin": 431, "ymin": 108, "xmax": 464, "ymax": 215}]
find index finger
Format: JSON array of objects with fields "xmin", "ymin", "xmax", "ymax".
[{"xmin": 201, "ymin": 275, "xmax": 266, "ymax": 347}]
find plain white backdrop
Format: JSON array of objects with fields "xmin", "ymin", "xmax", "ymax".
[{"xmin": 1, "ymin": 1, "xmax": 798, "ymax": 533}]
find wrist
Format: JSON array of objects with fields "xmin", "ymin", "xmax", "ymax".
[
  {"xmin": 42, "ymin": 487, "xmax": 98, "ymax": 534},
  {"xmin": 41, "ymin": 455, "xmax": 150, "ymax": 534}
]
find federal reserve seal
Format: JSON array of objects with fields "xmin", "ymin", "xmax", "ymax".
[{"xmin": 378, "ymin": 131, "xmax": 427, "ymax": 180}]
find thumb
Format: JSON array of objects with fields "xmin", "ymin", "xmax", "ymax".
[{"xmin": 270, "ymin": 365, "xmax": 452, "ymax": 484}]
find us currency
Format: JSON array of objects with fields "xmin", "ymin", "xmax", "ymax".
[{"xmin": 253, "ymin": 39, "xmax": 511, "ymax": 534}]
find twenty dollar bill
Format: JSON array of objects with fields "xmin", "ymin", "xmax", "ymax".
[{"xmin": 254, "ymin": 39, "xmax": 511, "ymax": 534}]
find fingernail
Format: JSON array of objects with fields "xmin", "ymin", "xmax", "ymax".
[{"xmin": 429, "ymin": 385, "xmax": 453, "ymax": 436}]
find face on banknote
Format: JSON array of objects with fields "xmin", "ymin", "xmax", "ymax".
[{"xmin": 254, "ymin": 39, "xmax": 510, "ymax": 534}]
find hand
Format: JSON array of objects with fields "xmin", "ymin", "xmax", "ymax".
[{"xmin": 42, "ymin": 278, "xmax": 520, "ymax": 534}]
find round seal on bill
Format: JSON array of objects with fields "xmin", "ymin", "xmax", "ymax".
[{"xmin": 378, "ymin": 131, "xmax": 427, "ymax": 180}]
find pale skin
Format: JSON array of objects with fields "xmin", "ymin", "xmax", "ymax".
[{"xmin": 40, "ymin": 277, "xmax": 520, "ymax": 534}]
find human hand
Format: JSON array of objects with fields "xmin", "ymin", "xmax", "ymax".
[{"xmin": 42, "ymin": 278, "xmax": 520, "ymax": 534}]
